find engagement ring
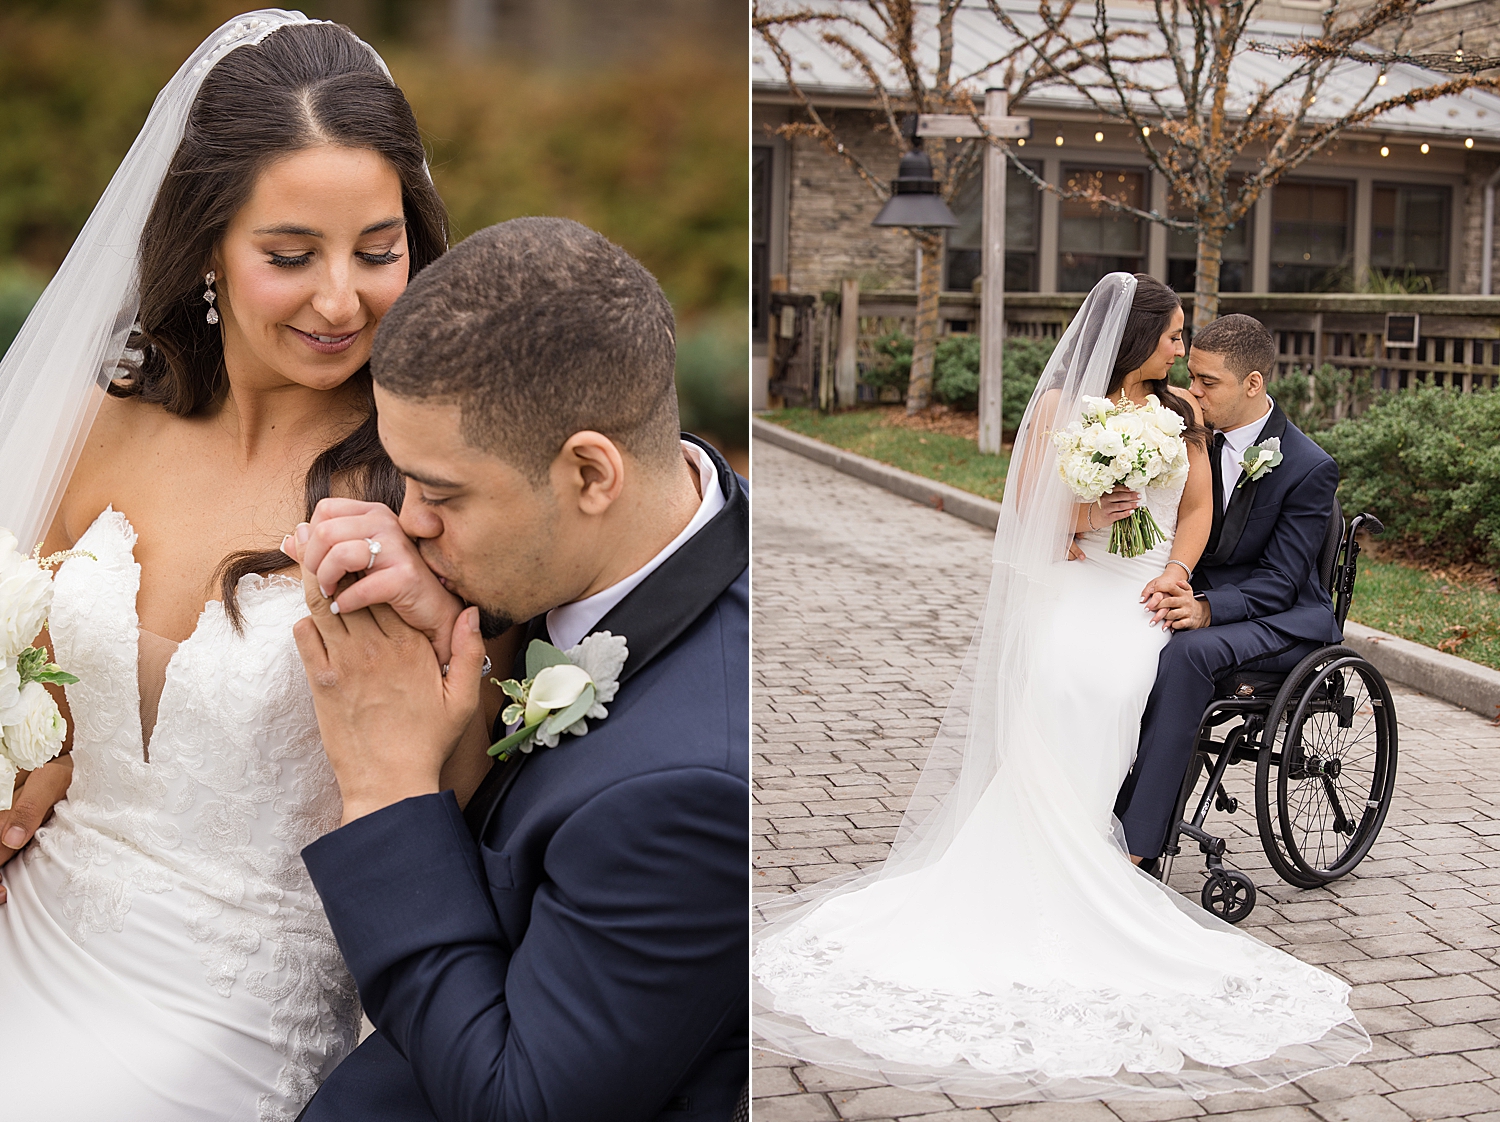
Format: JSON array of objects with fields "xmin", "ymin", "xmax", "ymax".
[{"xmin": 364, "ymin": 537, "xmax": 382, "ymax": 570}]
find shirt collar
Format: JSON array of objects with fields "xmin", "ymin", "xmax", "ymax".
[{"xmin": 545, "ymin": 440, "xmax": 728, "ymax": 653}]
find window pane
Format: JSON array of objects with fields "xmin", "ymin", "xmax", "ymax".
[
  {"xmin": 1270, "ymin": 180, "xmax": 1351, "ymax": 292},
  {"xmin": 1060, "ymin": 168, "xmax": 1144, "ymax": 255},
  {"xmin": 945, "ymin": 160, "xmax": 1040, "ymax": 291},
  {"xmin": 1370, "ymin": 184, "xmax": 1449, "ymax": 287},
  {"xmin": 1166, "ymin": 183, "xmax": 1252, "ymax": 293}
]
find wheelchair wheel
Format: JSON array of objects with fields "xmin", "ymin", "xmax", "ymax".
[
  {"xmin": 1255, "ymin": 647, "xmax": 1398, "ymax": 888},
  {"xmin": 1202, "ymin": 869, "xmax": 1256, "ymax": 924}
]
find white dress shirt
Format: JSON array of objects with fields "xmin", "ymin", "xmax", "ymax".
[
  {"xmin": 1217, "ymin": 400, "xmax": 1273, "ymax": 511},
  {"xmin": 545, "ymin": 441, "xmax": 728, "ymax": 652}
]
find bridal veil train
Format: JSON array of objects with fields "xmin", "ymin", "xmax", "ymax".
[{"xmin": 752, "ymin": 273, "xmax": 1370, "ymax": 1101}]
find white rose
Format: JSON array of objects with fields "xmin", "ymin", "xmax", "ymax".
[
  {"xmin": 1091, "ymin": 428, "xmax": 1127, "ymax": 460},
  {"xmin": 0, "ymin": 550, "xmax": 53, "ymax": 659},
  {"xmin": 0, "ymin": 681, "xmax": 66, "ymax": 771},
  {"xmin": 1105, "ymin": 411, "xmax": 1145, "ymax": 441},
  {"xmin": 0, "ymin": 654, "xmax": 18, "ymax": 714},
  {"xmin": 524, "ymin": 663, "xmax": 594, "ymax": 726}
]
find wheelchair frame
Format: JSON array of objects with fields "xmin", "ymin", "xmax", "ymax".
[{"xmin": 1153, "ymin": 509, "xmax": 1400, "ymax": 924}]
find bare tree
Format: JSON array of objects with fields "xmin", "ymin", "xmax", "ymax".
[
  {"xmin": 991, "ymin": 0, "xmax": 1500, "ymax": 327},
  {"xmin": 754, "ymin": 0, "xmax": 1103, "ymax": 412}
]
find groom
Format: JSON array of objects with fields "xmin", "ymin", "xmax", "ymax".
[
  {"xmin": 286, "ymin": 218, "xmax": 747, "ymax": 1120},
  {"xmin": 1116, "ymin": 313, "xmax": 1340, "ymax": 865}
]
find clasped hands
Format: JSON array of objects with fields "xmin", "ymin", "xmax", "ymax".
[
  {"xmin": 1139, "ymin": 572, "xmax": 1210, "ymax": 632},
  {"xmin": 282, "ymin": 500, "xmax": 487, "ymax": 825}
]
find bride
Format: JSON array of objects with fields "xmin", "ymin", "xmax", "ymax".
[
  {"xmin": 752, "ymin": 272, "xmax": 1370, "ymax": 1101},
  {"xmin": 0, "ymin": 12, "xmax": 496, "ymax": 1121}
]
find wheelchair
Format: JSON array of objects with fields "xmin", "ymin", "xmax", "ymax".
[{"xmin": 1153, "ymin": 502, "xmax": 1399, "ymax": 925}]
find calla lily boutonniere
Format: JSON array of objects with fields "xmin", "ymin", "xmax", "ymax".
[
  {"xmin": 489, "ymin": 631, "xmax": 628, "ymax": 761},
  {"xmin": 1236, "ymin": 437, "xmax": 1283, "ymax": 489}
]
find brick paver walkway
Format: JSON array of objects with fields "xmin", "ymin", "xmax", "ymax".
[{"xmin": 752, "ymin": 436, "xmax": 1500, "ymax": 1122}]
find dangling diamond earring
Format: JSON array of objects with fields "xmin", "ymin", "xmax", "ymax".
[{"xmin": 203, "ymin": 270, "xmax": 220, "ymax": 325}]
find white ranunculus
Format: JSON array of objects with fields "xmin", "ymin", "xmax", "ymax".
[
  {"xmin": 0, "ymin": 549, "xmax": 53, "ymax": 659},
  {"xmin": 0, "ymin": 681, "xmax": 66, "ymax": 771},
  {"xmin": 0, "ymin": 751, "xmax": 15, "ymax": 813},
  {"xmin": 1086, "ymin": 427, "xmax": 1126, "ymax": 460},
  {"xmin": 1105, "ymin": 411, "xmax": 1145, "ymax": 441},
  {"xmin": 524, "ymin": 663, "xmax": 594, "ymax": 726}
]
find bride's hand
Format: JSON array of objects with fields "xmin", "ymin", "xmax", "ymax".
[
  {"xmin": 0, "ymin": 755, "xmax": 73, "ymax": 903},
  {"xmin": 1096, "ymin": 487, "xmax": 1141, "ymax": 526},
  {"xmin": 283, "ymin": 498, "xmax": 464, "ymax": 665},
  {"xmin": 1140, "ymin": 572, "xmax": 1191, "ymax": 629}
]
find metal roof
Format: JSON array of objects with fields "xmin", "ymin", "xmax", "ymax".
[{"xmin": 753, "ymin": 0, "xmax": 1500, "ymax": 140}]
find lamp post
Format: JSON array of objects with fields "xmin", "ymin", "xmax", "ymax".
[
  {"xmin": 872, "ymin": 129, "xmax": 957, "ymax": 413},
  {"xmin": 916, "ymin": 91, "xmax": 1031, "ymax": 452}
]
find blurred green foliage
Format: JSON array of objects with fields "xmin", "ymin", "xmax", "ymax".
[
  {"xmin": 0, "ymin": 264, "xmax": 45, "ymax": 356},
  {"xmin": 865, "ymin": 330, "xmax": 1056, "ymax": 438},
  {"xmin": 1266, "ymin": 362, "xmax": 1375, "ymax": 433},
  {"xmin": 0, "ymin": 0, "xmax": 747, "ymax": 448}
]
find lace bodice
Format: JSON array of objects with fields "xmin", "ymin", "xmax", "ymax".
[{"xmin": 29, "ymin": 508, "xmax": 359, "ymax": 1120}]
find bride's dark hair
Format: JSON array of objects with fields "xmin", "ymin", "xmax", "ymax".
[
  {"xmin": 110, "ymin": 21, "xmax": 448, "ymax": 625},
  {"xmin": 1107, "ymin": 274, "xmax": 1206, "ymax": 447}
]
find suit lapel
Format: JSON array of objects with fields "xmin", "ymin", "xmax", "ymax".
[
  {"xmin": 1200, "ymin": 402, "xmax": 1287, "ymax": 569},
  {"xmin": 464, "ymin": 435, "xmax": 748, "ymax": 842}
]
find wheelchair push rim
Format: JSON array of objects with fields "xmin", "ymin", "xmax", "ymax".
[{"xmin": 1255, "ymin": 646, "xmax": 1398, "ymax": 888}]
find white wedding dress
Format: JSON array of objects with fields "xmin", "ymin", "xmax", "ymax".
[
  {"xmin": 0, "ymin": 509, "xmax": 359, "ymax": 1121},
  {"xmin": 753, "ymin": 468, "xmax": 1369, "ymax": 1100}
]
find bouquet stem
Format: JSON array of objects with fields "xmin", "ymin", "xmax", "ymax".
[{"xmin": 1109, "ymin": 506, "xmax": 1165, "ymax": 558}]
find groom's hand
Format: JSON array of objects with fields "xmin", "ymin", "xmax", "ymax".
[
  {"xmin": 293, "ymin": 562, "xmax": 487, "ymax": 826},
  {"xmin": 283, "ymin": 498, "xmax": 465, "ymax": 665},
  {"xmin": 1146, "ymin": 579, "xmax": 1212, "ymax": 630}
]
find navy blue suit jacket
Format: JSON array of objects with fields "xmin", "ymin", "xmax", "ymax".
[
  {"xmin": 299, "ymin": 438, "xmax": 749, "ymax": 1122},
  {"xmin": 1192, "ymin": 400, "xmax": 1341, "ymax": 645}
]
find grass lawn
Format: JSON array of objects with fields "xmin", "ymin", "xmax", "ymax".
[
  {"xmin": 1349, "ymin": 558, "xmax": 1500, "ymax": 673},
  {"xmin": 764, "ymin": 407, "xmax": 1010, "ymax": 503}
]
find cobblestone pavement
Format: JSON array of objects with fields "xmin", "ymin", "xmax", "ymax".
[{"xmin": 752, "ymin": 437, "xmax": 1500, "ymax": 1122}]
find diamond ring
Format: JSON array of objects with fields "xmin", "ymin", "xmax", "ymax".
[{"xmin": 364, "ymin": 537, "xmax": 382, "ymax": 570}]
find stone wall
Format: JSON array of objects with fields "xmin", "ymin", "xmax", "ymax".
[
  {"xmin": 781, "ymin": 110, "xmax": 919, "ymax": 296},
  {"xmin": 1460, "ymin": 151, "xmax": 1500, "ymax": 293}
]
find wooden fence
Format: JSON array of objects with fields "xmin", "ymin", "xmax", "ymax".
[{"xmin": 767, "ymin": 289, "xmax": 1500, "ymax": 407}]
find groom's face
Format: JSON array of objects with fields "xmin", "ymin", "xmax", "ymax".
[{"xmin": 373, "ymin": 387, "xmax": 593, "ymax": 636}]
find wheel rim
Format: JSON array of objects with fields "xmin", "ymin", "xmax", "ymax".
[{"xmin": 1274, "ymin": 656, "xmax": 1396, "ymax": 882}]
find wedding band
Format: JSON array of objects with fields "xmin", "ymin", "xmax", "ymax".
[{"xmin": 364, "ymin": 537, "xmax": 382, "ymax": 570}]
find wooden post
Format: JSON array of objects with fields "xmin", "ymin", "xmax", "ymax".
[
  {"xmin": 978, "ymin": 88, "xmax": 1008, "ymax": 455},
  {"xmin": 836, "ymin": 278, "xmax": 860, "ymax": 407}
]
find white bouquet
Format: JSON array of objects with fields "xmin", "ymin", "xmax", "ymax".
[
  {"xmin": 1052, "ymin": 394, "xmax": 1190, "ymax": 557},
  {"xmin": 0, "ymin": 529, "xmax": 83, "ymax": 811}
]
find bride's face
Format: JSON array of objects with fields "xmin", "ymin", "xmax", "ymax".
[
  {"xmin": 1136, "ymin": 306, "xmax": 1186, "ymax": 382},
  {"xmin": 213, "ymin": 146, "xmax": 409, "ymax": 393}
]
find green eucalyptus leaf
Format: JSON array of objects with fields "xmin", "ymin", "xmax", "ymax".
[
  {"xmin": 541, "ymin": 682, "xmax": 595, "ymax": 739},
  {"xmin": 29, "ymin": 670, "xmax": 79, "ymax": 686},
  {"xmin": 525, "ymin": 640, "xmax": 571, "ymax": 679}
]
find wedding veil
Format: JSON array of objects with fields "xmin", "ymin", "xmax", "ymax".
[{"xmin": 0, "ymin": 10, "xmax": 396, "ymax": 549}]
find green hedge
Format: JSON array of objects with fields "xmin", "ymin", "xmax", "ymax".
[
  {"xmin": 863, "ymin": 332, "xmax": 1056, "ymax": 436},
  {"xmin": 0, "ymin": 266, "xmax": 42, "ymax": 358},
  {"xmin": 1314, "ymin": 385, "xmax": 1500, "ymax": 566}
]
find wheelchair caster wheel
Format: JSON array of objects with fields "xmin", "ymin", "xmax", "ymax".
[{"xmin": 1202, "ymin": 869, "xmax": 1256, "ymax": 924}]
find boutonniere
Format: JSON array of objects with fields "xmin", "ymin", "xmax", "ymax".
[
  {"xmin": 488, "ymin": 631, "xmax": 628, "ymax": 761},
  {"xmin": 1236, "ymin": 437, "xmax": 1282, "ymax": 488}
]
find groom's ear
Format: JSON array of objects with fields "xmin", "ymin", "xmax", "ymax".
[
  {"xmin": 1245, "ymin": 370, "xmax": 1265, "ymax": 396},
  {"xmin": 553, "ymin": 430, "xmax": 626, "ymax": 517}
]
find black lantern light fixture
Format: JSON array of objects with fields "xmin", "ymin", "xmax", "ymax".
[{"xmin": 872, "ymin": 121, "xmax": 957, "ymax": 229}]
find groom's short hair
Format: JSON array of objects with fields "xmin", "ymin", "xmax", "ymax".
[
  {"xmin": 371, "ymin": 217, "xmax": 680, "ymax": 481},
  {"xmin": 1189, "ymin": 314, "xmax": 1277, "ymax": 382}
]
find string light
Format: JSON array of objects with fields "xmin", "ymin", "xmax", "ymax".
[
  {"xmin": 1141, "ymin": 126, "xmax": 1150, "ymax": 137},
  {"xmin": 1380, "ymin": 145, "xmax": 1390, "ymax": 157},
  {"xmin": 1017, "ymin": 137, "xmax": 1026, "ymax": 146},
  {"xmin": 1094, "ymin": 131, "xmax": 1104, "ymax": 142},
  {"xmin": 1377, "ymin": 74, "xmax": 1387, "ymax": 86},
  {"xmin": 1421, "ymin": 142, "xmax": 1430, "ymax": 154},
  {"xmin": 1055, "ymin": 135, "xmax": 1065, "ymax": 146},
  {"xmin": 1467, "ymin": 137, "xmax": 1476, "ymax": 148}
]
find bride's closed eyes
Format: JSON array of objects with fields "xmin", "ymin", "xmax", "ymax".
[{"xmin": 267, "ymin": 248, "xmax": 405, "ymax": 268}]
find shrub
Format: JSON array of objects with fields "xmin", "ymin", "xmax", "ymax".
[
  {"xmin": 862, "ymin": 331, "xmax": 912, "ymax": 399},
  {"xmin": 1267, "ymin": 363, "xmax": 1374, "ymax": 433},
  {"xmin": 0, "ymin": 265, "xmax": 42, "ymax": 358},
  {"xmin": 1313, "ymin": 385, "xmax": 1500, "ymax": 566},
  {"xmin": 933, "ymin": 334, "xmax": 980, "ymax": 410},
  {"xmin": 675, "ymin": 313, "xmax": 747, "ymax": 452},
  {"xmin": 1002, "ymin": 335, "xmax": 1057, "ymax": 436}
]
